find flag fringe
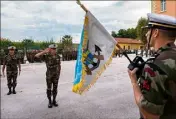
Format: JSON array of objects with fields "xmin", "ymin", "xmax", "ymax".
[
  {"xmin": 72, "ymin": 13, "xmax": 117, "ymax": 95},
  {"xmin": 72, "ymin": 47, "xmax": 117, "ymax": 95},
  {"xmin": 72, "ymin": 15, "xmax": 89, "ymax": 93}
]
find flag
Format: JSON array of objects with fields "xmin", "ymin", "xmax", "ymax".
[{"xmin": 72, "ymin": 11, "xmax": 117, "ymax": 95}]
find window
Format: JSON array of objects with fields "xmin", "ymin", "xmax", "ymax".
[
  {"xmin": 161, "ymin": 0, "xmax": 166, "ymax": 11},
  {"xmin": 128, "ymin": 46, "xmax": 130, "ymax": 50}
]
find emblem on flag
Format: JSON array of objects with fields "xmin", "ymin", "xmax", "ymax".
[{"xmin": 72, "ymin": 10, "xmax": 117, "ymax": 95}]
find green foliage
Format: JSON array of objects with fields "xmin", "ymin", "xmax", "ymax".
[
  {"xmin": 111, "ymin": 31, "xmax": 118, "ymax": 38},
  {"xmin": 126, "ymin": 28, "xmax": 137, "ymax": 39},
  {"xmin": 1, "ymin": 36, "xmax": 73, "ymax": 52},
  {"xmin": 0, "ymin": 38, "xmax": 13, "ymax": 49},
  {"xmin": 111, "ymin": 17, "xmax": 148, "ymax": 44},
  {"xmin": 22, "ymin": 39, "xmax": 34, "ymax": 50},
  {"xmin": 12, "ymin": 42, "xmax": 23, "ymax": 50},
  {"xmin": 111, "ymin": 28, "xmax": 137, "ymax": 39},
  {"xmin": 40, "ymin": 41, "xmax": 51, "ymax": 49},
  {"xmin": 61, "ymin": 35, "xmax": 73, "ymax": 50},
  {"xmin": 118, "ymin": 29, "xmax": 127, "ymax": 38},
  {"xmin": 136, "ymin": 17, "xmax": 148, "ymax": 44}
]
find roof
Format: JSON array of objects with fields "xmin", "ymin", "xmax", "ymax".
[{"xmin": 114, "ymin": 38, "xmax": 143, "ymax": 44}]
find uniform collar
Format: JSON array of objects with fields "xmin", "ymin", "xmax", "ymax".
[
  {"xmin": 8, "ymin": 53, "xmax": 15, "ymax": 56},
  {"xmin": 156, "ymin": 42, "xmax": 176, "ymax": 54}
]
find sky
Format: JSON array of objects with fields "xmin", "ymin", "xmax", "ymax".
[{"xmin": 1, "ymin": 1, "xmax": 151, "ymax": 43}]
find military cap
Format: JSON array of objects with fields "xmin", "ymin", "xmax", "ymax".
[
  {"xmin": 48, "ymin": 44, "xmax": 57, "ymax": 49},
  {"xmin": 143, "ymin": 13, "xmax": 176, "ymax": 30},
  {"xmin": 8, "ymin": 46, "xmax": 16, "ymax": 50}
]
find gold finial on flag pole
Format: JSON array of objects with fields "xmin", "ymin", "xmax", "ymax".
[{"xmin": 76, "ymin": 0, "xmax": 88, "ymax": 13}]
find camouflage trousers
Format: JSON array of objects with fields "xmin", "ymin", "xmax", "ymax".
[
  {"xmin": 6, "ymin": 71, "xmax": 18, "ymax": 89},
  {"xmin": 46, "ymin": 71, "xmax": 60, "ymax": 98}
]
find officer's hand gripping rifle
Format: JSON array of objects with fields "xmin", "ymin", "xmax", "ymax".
[{"xmin": 116, "ymin": 44, "xmax": 145, "ymax": 79}]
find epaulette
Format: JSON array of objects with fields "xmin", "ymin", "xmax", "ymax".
[{"xmin": 145, "ymin": 62, "xmax": 167, "ymax": 75}]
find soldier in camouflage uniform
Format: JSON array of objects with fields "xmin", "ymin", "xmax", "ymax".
[
  {"xmin": 35, "ymin": 44, "xmax": 61, "ymax": 108},
  {"xmin": 0, "ymin": 49, "xmax": 5, "ymax": 65},
  {"xmin": 17, "ymin": 50, "xmax": 24, "ymax": 64},
  {"xmin": 62, "ymin": 50, "xmax": 65, "ymax": 61},
  {"xmin": 128, "ymin": 13, "xmax": 176, "ymax": 119},
  {"xmin": 73, "ymin": 50, "xmax": 77, "ymax": 60},
  {"xmin": 2, "ymin": 46, "xmax": 21, "ymax": 95}
]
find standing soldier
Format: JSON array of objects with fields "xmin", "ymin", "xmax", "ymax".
[
  {"xmin": 141, "ymin": 48, "xmax": 144, "ymax": 57},
  {"xmin": 135, "ymin": 49, "xmax": 138, "ymax": 56},
  {"xmin": 117, "ymin": 49, "xmax": 120, "ymax": 58},
  {"xmin": 2, "ymin": 46, "xmax": 21, "ymax": 95},
  {"xmin": 62, "ymin": 50, "xmax": 65, "ymax": 61},
  {"xmin": 68, "ymin": 51, "xmax": 71, "ymax": 61},
  {"xmin": 64, "ymin": 50, "xmax": 66, "ymax": 61},
  {"xmin": 35, "ymin": 44, "xmax": 61, "ymax": 108},
  {"xmin": 0, "ymin": 49, "xmax": 5, "ymax": 76},
  {"xmin": 128, "ymin": 13, "xmax": 176, "ymax": 119},
  {"xmin": 74, "ymin": 50, "xmax": 77, "ymax": 60},
  {"xmin": 0, "ymin": 49, "xmax": 5, "ymax": 65}
]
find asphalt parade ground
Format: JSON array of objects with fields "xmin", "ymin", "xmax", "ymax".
[{"xmin": 1, "ymin": 55, "xmax": 145, "ymax": 119}]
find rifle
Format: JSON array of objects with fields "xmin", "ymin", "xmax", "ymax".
[{"xmin": 116, "ymin": 44, "xmax": 145, "ymax": 79}]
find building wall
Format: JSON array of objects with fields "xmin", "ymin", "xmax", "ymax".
[
  {"xmin": 117, "ymin": 43, "xmax": 144, "ymax": 50},
  {"xmin": 152, "ymin": 0, "xmax": 176, "ymax": 17}
]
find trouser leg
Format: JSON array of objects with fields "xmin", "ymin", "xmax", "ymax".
[
  {"xmin": 7, "ymin": 72, "xmax": 12, "ymax": 95},
  {"xmin": 52, "ymin": 78, "xmax": 59, "ymax": 107},
  {"xmin": 12, "ymin": 71, "xmax": 18, "ymax": 94},
  {"xmin": 46, "ymin": 77, "xmax": 52, "ymax": 108}
]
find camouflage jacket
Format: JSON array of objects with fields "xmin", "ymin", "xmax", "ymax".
[
  {"xmin": 43, "ymin": 53, "xmax": 61, "ymax": 73},
  {"xmin": 138, "ymin": 42, "xmax": 176, "ymax": 119},
  {"xmin": 4, "ymin": 54, "xmax": 20, "ymax": 71}
]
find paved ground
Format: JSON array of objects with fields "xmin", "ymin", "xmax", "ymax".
[{"xmin": 1, "ymin": 55, "xmax": 145, "ymax": 119}]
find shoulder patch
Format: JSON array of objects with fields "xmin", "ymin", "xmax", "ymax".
[
  {"xmin": 162, "ymin": 59, "xmax": 176, "ymax": 70},
  {"xmin": 144, "ymin": 67, "xmax": 156, "ymax": 77},
  {"xmin": 142, "ymin": 79, "xmax": 151, "ymax": 91}
]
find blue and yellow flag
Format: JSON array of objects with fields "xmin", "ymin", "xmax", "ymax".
[{"xmin": 72, "ymin": 11, "xmax": 117, "ymax": 95}]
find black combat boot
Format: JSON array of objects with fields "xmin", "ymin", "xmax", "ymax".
[
  {"xmin": 12, "ymin": 88, "xmax": 16, "ymax": 94},
  {"xmin": 52, "ymin": 90, "xmax": 58, "ymax": 107},
  {"xmin": 48, "ymin": 97, "xmax": 52, "ymax": 108},
  {"xmin": 7, "ymin": 87, "xmax": 11, "ymax": 95},
  {"xmin": 53, "ymin": 97, "xmax": 58, "ymax": 107},
  {"xmin": 47, "ymin": 90, "xmax": 52, "ymax": 108}
]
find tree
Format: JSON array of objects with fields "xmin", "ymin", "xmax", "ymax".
[
  {"xmin": 111, "ymin": 28, "xmax": 137, "ymax": 39},
  {"xmin": 117, "ymin": 29, "xmax": 127, "ymax": 38},
  {"xmin": 38, "ymin": 41, "xmax": 49, "ymax": 49},
  {"xmin": 111, "ymin": 31, "xmax": 118, "ymax": 38},
  {"xmin": 126, "ymin": 28, "xmax": 137, "ymax": 39},
  {"xmin": 50, "ymin": 37, "xmax": 54, "ymax": 44},
  {"xmin": 61, "ymin": 35, "xmax": 73, "ymax": 50},
  {"xmin": 136, "ymin": 17, "xmax": 148, "ymax": 44},
  {"xmin": 0, "ymin": 38, "xmax": 12, "ymax": 49},
  {"xmin": 12, "ymin": 42, "xmax": 23, "ymax": 50},
  {"xmin": 22, "ymin": 39, "xmax": 34, "ymax": 53}
]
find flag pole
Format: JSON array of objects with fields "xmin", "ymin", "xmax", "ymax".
[{"xmin": 76, "ymin": 0, "xmax": 88, "ymax": 13}]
